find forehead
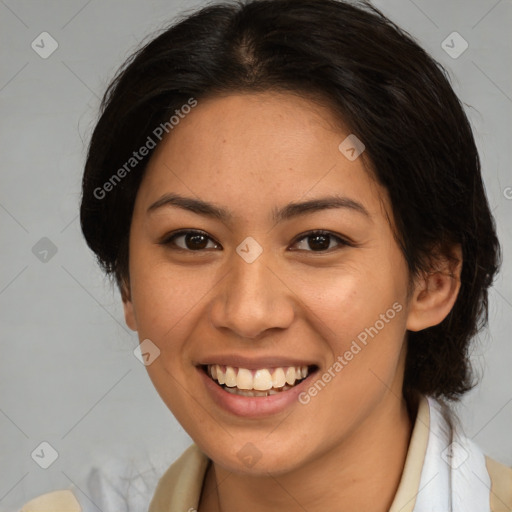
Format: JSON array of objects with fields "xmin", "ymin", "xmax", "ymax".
[{"xmin": 136, "ymin": 92, "xmax": 390, "ymax": 224}]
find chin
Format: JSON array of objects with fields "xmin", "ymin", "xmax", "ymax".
[{"xmin": 201, "ymin": 436, "xmax": 312, "ymax": 476}]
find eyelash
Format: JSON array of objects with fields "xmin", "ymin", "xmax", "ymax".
[{"xmin": 159, "ymin": 229, "xmax": 352, "ymax": 253}]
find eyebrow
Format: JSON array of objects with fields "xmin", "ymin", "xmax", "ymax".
[{"xmin": 147, "ymin": 192, "xmax": 370, "ymax": 224}]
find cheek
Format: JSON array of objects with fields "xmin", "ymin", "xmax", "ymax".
[
  {"xmin": 294, "ymin": 263, "xmax": 408, "ymax": 398},
  {"xmin": 293, "ymin": 261, "xmax": 405, "ymax": 342},
  {"xmin": 129, "ymin": 256, "xmax": 209, "ymax": 339},
  {"xmin": 128, "ymin": 262, "xmax": 213, "ymax": 421}
]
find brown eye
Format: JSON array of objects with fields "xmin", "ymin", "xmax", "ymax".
[
  {"xmin": 161, "ymin": 230, "xmax": 220, "ymax": 251},
  {"xmin": 290, "ymin": 230, "xmax": 349, "ymax": 252}
]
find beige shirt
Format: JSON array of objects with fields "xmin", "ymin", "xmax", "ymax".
[
  {"xmin": 147, "ymin": 395, "xmax": 512, "ymax": 512},
  {"xmin": 20, "ymin": 396, "xmax": 512, "ymax": 511}
]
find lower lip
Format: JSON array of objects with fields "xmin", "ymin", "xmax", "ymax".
[{"xmin": 197, "ymin": 366, "xmax": 318, "ymax": 418}]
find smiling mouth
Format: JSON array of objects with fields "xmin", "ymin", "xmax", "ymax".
[{"xmin": 201, "ymin": 364, "xmax": 319, "ymax": 397}]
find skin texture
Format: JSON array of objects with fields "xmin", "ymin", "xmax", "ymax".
[{"xmin": 122, "ymin": 92, "xmax": 462, "ymax": 511}]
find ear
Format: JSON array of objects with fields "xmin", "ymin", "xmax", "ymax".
[
  {"xmin": 120, "ymin": 279, "xmax": 138, "ymax": 332},
  {"xmin": 406, "ymin": 244, "xmax": 462, "ymax": 332}
]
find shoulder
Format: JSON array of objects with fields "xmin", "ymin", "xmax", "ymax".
[
  {"xmin": 17, "ymin": 446, "xmax": 207, "ymax": 512},
  {"xmin": 148, "ymin": 443, "xmax": 210, "ymax": 512},
  {"xmin": 486, "ymin": 455, "xmax": 512, "ymax": 512},
  {"xmin": 19, "ymin": 489, "xmax": 81, "ymax": 511}
]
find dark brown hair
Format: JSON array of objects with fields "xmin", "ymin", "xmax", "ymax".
[{"xmin": 80, "ymin": 0, "xmax": 501, "ymax": 400}]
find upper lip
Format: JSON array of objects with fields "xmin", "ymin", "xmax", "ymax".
[{"xmin": 196, "ymin": 354, "xmax": 319, "ymax": 370}]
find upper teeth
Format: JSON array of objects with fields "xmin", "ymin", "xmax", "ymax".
[{"xmin": 208, "ymin": 365, "xmax": 309, "ymax": 390}]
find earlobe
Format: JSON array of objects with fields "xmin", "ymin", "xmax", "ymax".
[
  {"xmin": 121, "ymin": 282, "xmax": 138, "ymax": 332},
  {"xmin": 406, "ymin": 245, "xmax": 462, "ymax": 332}
]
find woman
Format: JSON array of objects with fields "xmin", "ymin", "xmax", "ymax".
[{"xmin": 20, "ymin": 0, "xmax": 511, "ymax": 510}]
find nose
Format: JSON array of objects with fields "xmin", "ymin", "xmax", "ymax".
[{"xmin": 208, "ymin": 248, "xmax": 295, "ymax": 340}]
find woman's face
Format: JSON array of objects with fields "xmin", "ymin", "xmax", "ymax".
[{"xmin": 123, "ymin": 92, "xmax": 414, "ymax": 474}]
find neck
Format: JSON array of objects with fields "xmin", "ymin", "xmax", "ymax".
[{"xmin": 199, "ymin": 391, "xmax": 416, "ymax": 512}]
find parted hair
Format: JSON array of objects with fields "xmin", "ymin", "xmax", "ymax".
[{"xmin": 80, "ymin": 0, "xmax": 501, "ymax": 400}]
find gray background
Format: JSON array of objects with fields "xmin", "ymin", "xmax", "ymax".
[{"xmin": 1, "ymin": 0, "xmax": 511, "ymax": 510}]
